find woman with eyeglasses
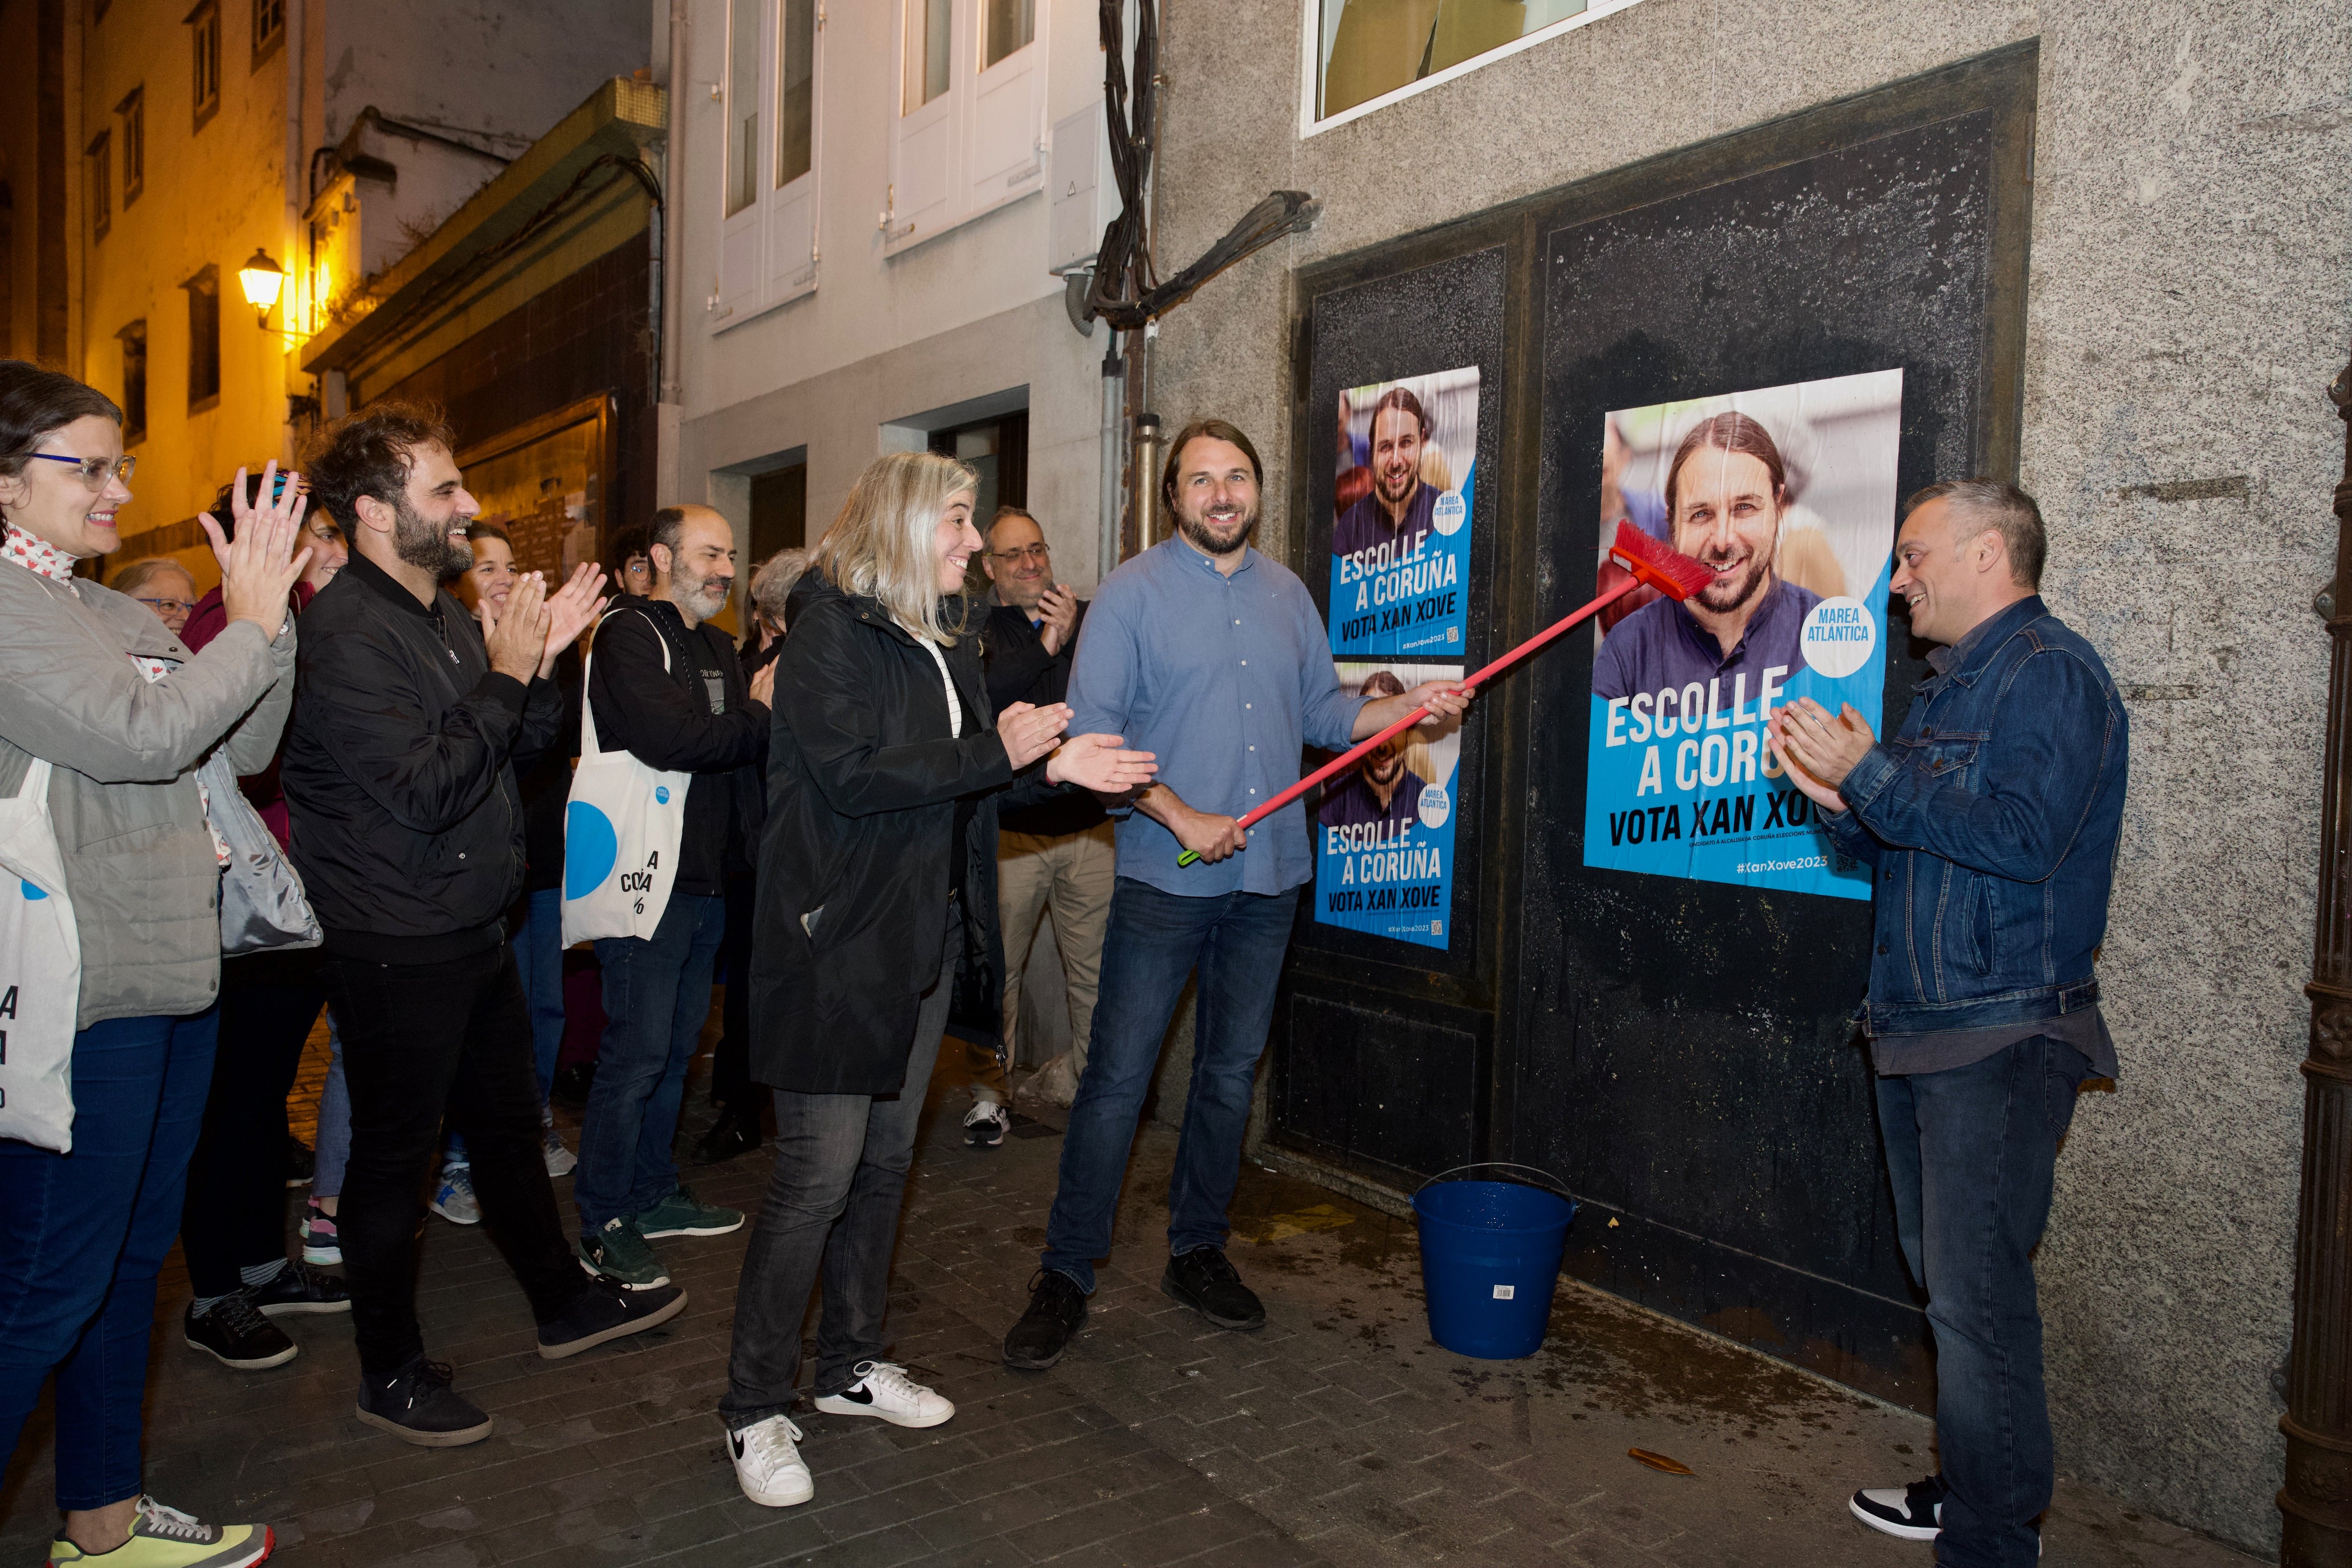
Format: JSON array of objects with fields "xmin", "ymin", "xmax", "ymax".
[
  {"xmin": 111, "ymin": 557, "xmax": 201, "ymax": 635},
  {"xmin": 0, "ymin": 361, "xmax": 309, "ymax": 1568}
]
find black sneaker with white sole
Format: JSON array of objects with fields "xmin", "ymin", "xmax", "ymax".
[
  {"xmin": 1850, "ymin": 1475, "xmax": 1946, "ymax": 1541},
  {"xmin": 536, "ymin": 1275, "xmax": 688, "ymax": 1359},
  {"xmin": 183, "ymin": 1293, "xmax": 297, "ymax": 1370},
  {"xmin": 356, "ymin": 1356, "xmax": 493, "ymax": 1447},
  {"xmin": 248, "ymin": 1259, "xmax": 352, "ymax": 1317}
]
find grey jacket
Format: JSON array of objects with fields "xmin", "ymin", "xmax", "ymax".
[{"xmin": 0, "ymin": 559, "xmax": 296, "ymax": 1027}]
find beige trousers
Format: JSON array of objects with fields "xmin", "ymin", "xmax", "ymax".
[{"xmin": 970, "ymin": 822, "xmax": 1117, "ymax": 1105}]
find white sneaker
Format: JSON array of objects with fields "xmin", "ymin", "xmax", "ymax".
[
  {"xmin": 541, "ymin": 1126, "xmax": 577, "ymax": 1178},
  {"xmin": 728, "ymin": 1413, "xmax": 813, "ymax": 1508},
  {"xmin": 962, "ymin": 1101, "xmax": 1008, "ymax": 1148},
  {"xmin": 813, "ymin": 1360, "xmax": 956, "ymax": 1428},
  {"xmin": 1849, "ymin": 1476, "xmax": 1943, "ymax": 1541}
]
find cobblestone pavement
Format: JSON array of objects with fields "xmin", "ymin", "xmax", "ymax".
[{"xmin": 1, "ymin": 1030, "xmax": 2261, "ymax": 1568}]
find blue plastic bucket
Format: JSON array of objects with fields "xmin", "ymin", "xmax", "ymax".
[{"xmin": 1412, "ymin": 1165, "xmax": 1578, "ymax": 1360}]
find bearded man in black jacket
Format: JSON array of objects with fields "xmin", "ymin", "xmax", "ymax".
[
  {"xmin": 573, "ymin": 504, "xmax": 772, "ymax": 1291},
  {"xmin": 284, "ymin": 405, "xmax": 685, "ymax": 1448}
]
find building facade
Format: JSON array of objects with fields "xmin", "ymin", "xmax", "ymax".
[
  {"xmin": 658, "ymin": 0, "xmax": 1117, "ymax": 590},
  {"xmin": 0, "ymin": 0, "xmax": 651, "ymax": 586},
  {"xmin": 1136, "ymin": 0, "xmax": 2350, "ymax": 1555}
]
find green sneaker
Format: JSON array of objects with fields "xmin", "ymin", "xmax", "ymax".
[
  {"xmin": 636, "ymin": 1183, "xmax": 745, "ymax": 1239},
  {"xmin": 578, "ymin": 1215, "xmax": 671, "ymax": 1289}
]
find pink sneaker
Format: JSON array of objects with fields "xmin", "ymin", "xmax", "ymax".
[{"xmin": 300, "ymin": 1198, "xmax": 341, "ymax": 1265}]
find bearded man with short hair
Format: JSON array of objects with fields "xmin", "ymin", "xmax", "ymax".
[
  {"xmin": 571, "ymin": 504, "xmax": 775, "ymax": 1289},
  {"xmin": 284, "ymin": 403, "xmax": 684, "ymax": 1447},
  {"xmin": 1002, "ymin": 419, "xmax": 1472, "ymax": 1369}
]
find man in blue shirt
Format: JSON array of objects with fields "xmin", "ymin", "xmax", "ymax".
[
  {"xmin": 1769, "ymin": 481, "xmax": 2126, "ymax": 1567},
  {"xmin": 1003, "ymin": 420, "xmax": 1468, "ymax": 1367}
]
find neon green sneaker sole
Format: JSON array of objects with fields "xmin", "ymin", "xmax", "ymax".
[{"xmin": 49, "ymin": 1506, "xmax": 272, "ymax": 1566}]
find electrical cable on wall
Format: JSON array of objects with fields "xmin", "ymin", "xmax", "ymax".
[{"xmin": 1081, "ymin": 0, "xmax": 1318, "ymax": 332}]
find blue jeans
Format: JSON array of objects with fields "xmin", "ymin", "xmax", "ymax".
[
  {"xmin": 313, "ymin": 1012, "xmax": 350, "ymax": 1198},
  {"xmin": 1040, "ymin": 878, "xmax": 1300, "ymax": 1292},
  {"xmin": 0, "ymin": 1010, "xmax": 218, "ymax": 1510},
  {"xmin": 1876, "ymin": 1034, "xmax": 2092, "ymax": 1568},
  {"xmin": 514, "ymin": 887, "xmax": 566, "ymax": 1101},
  {"xmin": 577, "ymin": 892, "xmax": 727, "ymax": 1232}
]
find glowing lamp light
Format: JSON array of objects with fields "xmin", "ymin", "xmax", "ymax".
[{"xmin": 237, "ymin": 248, "xmax": 285, "ymax": 324}]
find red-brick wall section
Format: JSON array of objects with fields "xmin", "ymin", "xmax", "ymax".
[{"xmin": 372, "ymin": 233, "xmax": 655, "ymax": 559}]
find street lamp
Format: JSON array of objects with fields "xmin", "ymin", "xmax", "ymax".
[{"xmin": 237, "ymin": 248, "xmax": 285, "ymax": 327}]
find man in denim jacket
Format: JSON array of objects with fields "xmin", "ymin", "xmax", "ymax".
[{"xmin": 1770, "ymin": 480, "xmax": 2126, "ymax": 1568}]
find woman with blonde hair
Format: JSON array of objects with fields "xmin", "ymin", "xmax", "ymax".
[{"xmin": 720, "ymin": 451, "xmax": 1154, "ymax": 1509}]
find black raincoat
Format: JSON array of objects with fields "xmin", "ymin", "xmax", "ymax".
[{"xmin": 748, "ymin": 573, "xmax": 1071, "ymax": 1095}]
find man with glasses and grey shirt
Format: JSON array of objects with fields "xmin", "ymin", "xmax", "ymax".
[{"xmin": 967, "ymin": 508, "xmax": 1113, "ymax": 1146}]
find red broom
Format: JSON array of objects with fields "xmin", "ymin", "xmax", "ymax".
[{"xmin": 1177, "ymin": 521, "xmax": 1717, "ymax": 865}]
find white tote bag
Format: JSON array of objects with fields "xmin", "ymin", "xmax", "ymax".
[
  {"xmin": 561, "ymin": 611, "xmax": 693, "ymax": 945},
  {"xmin": 0, "ymin": 756, "xmax": 82, "ymax": 1152}
]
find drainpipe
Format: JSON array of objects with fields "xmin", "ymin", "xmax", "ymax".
[
  {"xmin": 2284, "ymin": 338, "xmax": 2352, "ymax": 1566},
  {"xmin": 281, "ymin": 0, "xmax": 305, "ymax": 454},
  {"xmin": 659, "ymin": 0, "xmax": 688, "ymax": 409},
  {"xmin": 1098, "ymin": 343, "xmax": 1124, "ymax": 585}
]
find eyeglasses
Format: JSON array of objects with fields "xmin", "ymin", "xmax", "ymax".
[
  {"xmin": 989, "ymin": 543, "xmax": 1050, "ymax": 565},
  {"xmin": 136, "ymin": 596, "xmax": 194, "ymax": 616},
  {"xmin": 29, "ymin": 453, "xmax": 136, "ymax": 489}
]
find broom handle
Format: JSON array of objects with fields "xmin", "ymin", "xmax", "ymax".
[{"xmin": 1175, "ymin": 574, "xmax": 1643, "ymax": 866}]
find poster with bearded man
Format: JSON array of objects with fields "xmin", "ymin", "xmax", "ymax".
[
  {"xmin": 1330, "ymin": 366, "xmax": 1479, "ymax": 660},
  {"xmin": 1583, "ymin": 369, "xmax": 1903, "ymax": 900},
  {"xmin": 1313, "ymin": 662, "xmax": 1465, "ymax": 949}
]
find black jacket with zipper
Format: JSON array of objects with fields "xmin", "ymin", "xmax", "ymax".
[
  {"xmin": 980, "ymin": 599, "xmax": 1107, "ymax": 838},
  {"xmin": 586, "ymin": 595, "xmax": 770, "ymax": 899},
  {"xmin": 283, "ymin": 550, "xmax": 564, "ymax": 963},
  {"xmin": 749, "ymin": 574, "xmax": 1064, "ymax": 1095}
]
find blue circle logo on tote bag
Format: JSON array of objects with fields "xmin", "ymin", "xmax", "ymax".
[
  {"xmin": 565, "ymin": 802, "xmax": 619, "ymax": 898},
  {"xmin": 655, "ymin": 786, "xmax": 670, "ymax": 804},
  {"xmin": 21, "ymin": 879, "xmax": 47, "ymax": 900}
]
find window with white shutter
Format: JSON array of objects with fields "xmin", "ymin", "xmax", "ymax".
[
  {"xmin": 883, "ymin": 0, "xmax": 1047, "ymax": 257},
  {"xmin": 713, "ymin": 0, "xmax": 824, "ymax": 330}
]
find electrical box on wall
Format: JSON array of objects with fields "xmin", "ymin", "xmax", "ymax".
[{"xmin": 1048, "ymin": 101, "xmax": 1114, "ymax": 275}]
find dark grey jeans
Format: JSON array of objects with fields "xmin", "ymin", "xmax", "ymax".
[{"xmin": 719, "ymin": 901, "xmax": 957, "ymax": 1427}]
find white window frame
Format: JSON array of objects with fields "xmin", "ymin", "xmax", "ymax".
[
  {"xmin": 1298, "ymin": 0, "xmax": 1651, "ymax": 139},
  {"xmin": 713, "ymin": 0, "xmax": 825, "ymax": 332},
  {"xmin": 881, "ymin": 0, "xmax": 1046, "ymax": 258}
]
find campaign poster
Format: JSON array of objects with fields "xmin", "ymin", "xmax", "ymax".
[
  {"xmin": 1313, "ymin": 661, "xmax": 1465, "ymax": 949},
  {"xmin": 1329, "ymin": 367, "xmax": 1479, "ymax": 660},
  {"xmin": 1581, "ymin": 369, "xmax": 1904, "ymax": 900}
]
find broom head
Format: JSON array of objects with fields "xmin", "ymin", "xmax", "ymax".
[{"xmin": 1608, "ymin": 521, "xmax": 1715, "ymax": 602}]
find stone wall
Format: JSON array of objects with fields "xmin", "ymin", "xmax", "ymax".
[{"xmin": 1145, "ymin": 0, "xmax": 2352, "ymax": 1550}]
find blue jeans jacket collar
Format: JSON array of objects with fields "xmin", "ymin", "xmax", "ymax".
[{"xmin": 1824, "ymin": 599, "xmax": 2128, "ymax": 1037}]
